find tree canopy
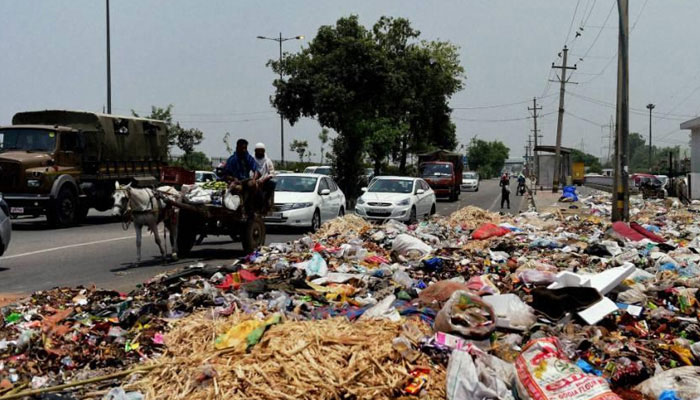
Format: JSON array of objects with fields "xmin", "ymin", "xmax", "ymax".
[
  {"xmin": 467, "ymin": 139, "xmax": 509, "ymax": 179},
  {"xmin": 133, "ymin": 105, "xmax": 203, "ymax": 159},
  {"xmin": 571, "ymin": 149, "xmax": 602, "ymax": 174},
  {"xmin": 269, "ymin": 15, "xmax": 464, "ymax": 198}
]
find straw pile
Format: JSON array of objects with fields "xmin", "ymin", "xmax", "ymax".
[
  {"xmin": 314, "ymin": 214, "xmax": 371, "ymax": 240},
  {"xmin": 136, "ymin": 312, "xmax": 445, "ymax": 399},
  {"xmin": 448, "ymin": 206, "xmax": 501, "ymax": 229}
]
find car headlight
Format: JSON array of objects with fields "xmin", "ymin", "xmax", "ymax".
[
  {"xmin": 397, "ymin": 198, "xmax": 411, "ymax": 206},
  {"xmin": 357, "ymin": 197, "xmax": 365, "ymax": 205},
  {"xmin": 282, "ymin": 202, "xmax": 313, "ymax": 210},
  {"xmin": 27, "ymin": 179, "xmax": 41, "ymax": 188}
]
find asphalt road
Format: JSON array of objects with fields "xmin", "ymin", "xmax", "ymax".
[{"xmin": 0, "ymin": 178, "xmax": 524, "ymax": 295}]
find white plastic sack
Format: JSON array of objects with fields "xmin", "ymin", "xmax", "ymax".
[
  {"xmin": 635, "ymin": 366, "xmax": 700, "ymax": 400},
  {"xmin": 515, "ymin": 337, "xmax": 621, "ymax": 400},
  {"xmin": 446, "ymin": 347, "xmax": 514, "ymax": 400},
  {"xmin": 482, "ymin": 293, "xmax": 536, "ymax": 331},
  {"xmin": 305, "ymin": 252, "xmax": 328, "ymax": 278},
  {"xmin": 224, "ymin": 192, "xmax": 241, "ymax": 210},
  {"xmin": 391, "ymin": 234, "xmax": 433, "ymax": 257},
  {"xmin": 359, "ymin": 294, "xmax": 400, "ymax": 322}
]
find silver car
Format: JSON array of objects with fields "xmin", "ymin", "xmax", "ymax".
[{"xmin": 0, "ymin": 197, "xmax": 11, "ymax": 257}]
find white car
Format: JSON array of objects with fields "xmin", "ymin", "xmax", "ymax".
[
  {"xmin": 461, "ymin": 171, "xmax": 480, "ymax": 192},
  {"xmin": 303, "ymin": 165, "xmax": 333, "ymax": 176},
  {"xmin": 194, "ymin": 170, "xmax": 218, "ymax": 186},
  {"xmin": 265, "ymin": 173, "xmax": 346, "ymax": 231},
  {"xmin": 355, "ymin": 176, "xmax": 436, "ymax": 223}
]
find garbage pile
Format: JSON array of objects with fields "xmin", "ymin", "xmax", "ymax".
[
  {"xmin": 3, "ymin": 192, "xmax": 700, "ymax": 399},
  {"xmin": 181, "ymin": 181, "xmax": 240, "ymax": 210}
]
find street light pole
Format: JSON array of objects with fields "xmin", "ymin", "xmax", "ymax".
[
  {"xmin": 257, "ymin": 33, "xmax": 304, "ymax": 165},
  {"xmin": 647, "ymin": 103, "xmax": 655, "ymax": 172}
]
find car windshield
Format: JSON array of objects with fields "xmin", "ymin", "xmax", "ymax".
[
  {"xmin": 273, "ymin": 176, "xmax": 318, "ymax": 192},
  {"xmin": 315, "ymin": 167, "xmax": 332, "ymax": 175},
  {"xmin": 421, "ymin": 163, "xmax": 452, "ymax": 177},
  {"xmin": 368, "ymin": 179, "xmax": 414, "ymax": 194},
  {"xmin": 0, "ymin": 129, "xmax": 57, "ymax": 152},
  {"xmin": 303, "ymin": 167, "xmax": 316, "ymax": 173},
  {"xmin": 464, "ymin": 172, "xmax": 477, "ymax": 179}
]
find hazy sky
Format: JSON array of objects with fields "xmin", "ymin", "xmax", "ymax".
[{"xmin": 2, "ymin": 1, "xmax": 699, "ymax": 163}]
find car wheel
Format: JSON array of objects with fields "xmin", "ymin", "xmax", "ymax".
[
  {"xmin": 430, "ymin": 203, "xmax": 436, "ymax": 215},
  {"xmin": 310, "ymin": 209, "xmax": 321, "ymax": 232},
  {"xmin": 408, "ymin": 206, "xmax": 417, "ymax": 224},
  {"xmin": 338, "ymin": 207, "xmax": 345, "ymax": 217},
  {"xmin": 475, "ymin": 186, "xmax": 479, "ymax": 192}
]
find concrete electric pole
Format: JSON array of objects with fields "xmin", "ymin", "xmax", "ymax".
[
  {"xmin": 106, "ymin": 0, "xmax": 111, "ymax": 114},
  {"xmin": 550, "ymin": 46, "xmax": 577, "ymax": 192},
  {"xmin": 612, "ymin": 0, "xmax": 630, "ymax": 222},
  {"xmin": 528, "ymin": 97, "xmax": 542, "ymax": 184}
]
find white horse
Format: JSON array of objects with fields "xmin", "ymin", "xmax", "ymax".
[{"xmin": 112, "ymin": 181, "xmax": 179, "ymax": 265}]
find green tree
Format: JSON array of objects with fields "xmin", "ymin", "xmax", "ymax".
[
  {"xmin": 177, "ymin": 151, "xmax": 210, "ymax": 171},
  {"xmin": 467, "ymin": 139, "xmax": 509, "ymax": 178},
  {"xmin": 269, "ymin": 15, "xmax": 464, "ymax": 199},
  {"xmin": 318, "ymin": 128, "xmax": 330, "ymax": 164},
  {"xmin": 290, "ymin": 139, "xmax": 309, "ymax": 162},
  {"xmin": 361, "ymin": 118, "xmax": 405, "ymax": 175}
]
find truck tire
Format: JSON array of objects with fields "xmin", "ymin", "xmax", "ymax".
[
  {"xmin": 47, "ymin": 187, "xmax": 78, "ymax": 227},
  {"xmin": 176, "ymin": 211, "xmax": 198, "ymax": 257},
  {"xmin": 242, "ymin": 216, "xmax": 265, "ymax": 254}
]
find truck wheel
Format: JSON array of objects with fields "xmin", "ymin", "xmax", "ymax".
[
  {"xmin": 242, "ymin": 216, "xmax": 265, "ymax": 254},
  {"xmin": 48, "ymin": 187, "xmax": 78, "ymax": 227},
  {"xmin": 177, "ymin": 211, "xmax": 198, "ymax": 257}
]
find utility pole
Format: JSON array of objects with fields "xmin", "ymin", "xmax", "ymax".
[
  {"xmin": 612, "ymin": 0, "xmax": 630, "ymax": 222},
  {"xmin": 550, "ymin": 46, "xmax": 577, "ymax": 192},
  {"xmin": 528, "ymin": 97, "xmax": 542, "ymax": 184},
  {"xmin": 106, "ymin": 0, "xmax": 111, "ymax": 114},
  {"xmin": 647, "ymin": 103, "xmax": 655, "ymax": 172},
  {"xmin": 527, "ymin": 136, "xmax": 534, "ymax": 176}
]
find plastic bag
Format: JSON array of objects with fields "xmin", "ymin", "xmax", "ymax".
[
  {"xmin": 515, "ymin": 337, "xmax": 622, "ymax": 400},
  {"xmin": 102, "ymin": 387, "xmax": 144, "ymax": 400},
  {"xmin": 635, "ymin": 366, "xmax": 700, "ymax": 400},
  {"xmin": 446, "ymin": 346, "xmax": 515, "ymax": 400},
  {"xmin": 223, "ymin": 192, "xmax": 241, "ymax": 210},
  {"xmin": 482, "ymin": 293, "xmax": 536, "ymax": 330},
  {"xmin": 434, "ymin": 290, "xmax": 496, "ymax": 339},
  {"xmin": 472, "ymin": 223, "xmax": 510, "ymax": 240},
  {"xmin": 214, "ymin": 314, "xmax": 281, "ymax": 351},
  {"xmin": 391, "ymin": 234, "xmax": 433, "ymax": 257},
  {"xmin": 392, "ymin": 270, "xmax": 414, "ymax": 289},
  {"xmin": 359, "ymin": 294, "xmax": 401, "ymax": 321},
  {"xmin": 305, "ymin": 252, "xmax": 328, "ymax": 277}
]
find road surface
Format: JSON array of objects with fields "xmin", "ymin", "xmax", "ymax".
[{"xmin": 0, "ymin": 179, "xmax": 525, "ymax": 294}]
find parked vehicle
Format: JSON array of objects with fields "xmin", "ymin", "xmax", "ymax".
[
  {"xmin": 461, "ymin": 171, "xmax": 480, "ymax": 192},
  {"xmin": 264, "ymin": 173, "xmax": 345, "ymax": 232},
  {"xmin": 573, "ymin": 162, "xmax": 585, "ymax": 185},
  {"xmin": 355, "ymin": 176, "xmax": 436, "ymax": 223},
  {"xmin": 0, "ymin": 110, "xmax": 168, "ymax": 227},
  {"xmin": 303, "ymin": 165, "xmax": 333, "ymax": 176},
  {"xmin": 0, "ymin": 196, "xmax": 11, "ymax": 257},
  {"xmin": 418, "ymin": 150, "xmax": 463, "ymax": 201},
  {"xmin": 194, "ymin": 170, "xmax": 218, "ymax": 186}
]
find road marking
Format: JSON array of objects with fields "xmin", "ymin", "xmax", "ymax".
[{"xmin": 1, "ymin": 236, "xmax": 135, "ymax": 260}]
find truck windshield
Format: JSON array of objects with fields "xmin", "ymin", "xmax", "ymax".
[
  {"xmin": 368, "ymin": 179, "xmax": 414, "ymax": 194},
  {"xmin": 421, "ymin": 163, "xmax": 452, "ymax": 177},
  {"xmin": 0, "ymin": 129, "xmax": 57, "ymax": 152}
]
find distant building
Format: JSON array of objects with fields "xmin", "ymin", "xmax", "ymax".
[{"xmin": 681, "ymin": 116, "xmax": 700, "ymax": 199}]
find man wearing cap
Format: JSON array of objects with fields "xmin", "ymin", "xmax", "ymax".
[{"xmin": 253, "ymin": 142, "xmax": 276, "ymax": 209}]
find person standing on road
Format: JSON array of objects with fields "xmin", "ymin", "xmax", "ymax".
[
  {"xmin": 500, "ymin": 173, "xmax": 511, "ymax": 209},
  {"xmin": 253, "ymin": 142, "xmax": 276, "ymax": 209}
]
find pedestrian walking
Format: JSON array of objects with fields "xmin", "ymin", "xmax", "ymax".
[{"xmin": 500, "ymin": 173, "xmax": 511, "ymax": 209}]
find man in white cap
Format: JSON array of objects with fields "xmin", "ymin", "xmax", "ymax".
[
  {"xmin": 254, "ymin": 142, "xmax": 276, "ymax": 208},
  {"xmin": 254, "ymin": 142, "xmax": 275, "ymax": 182}
]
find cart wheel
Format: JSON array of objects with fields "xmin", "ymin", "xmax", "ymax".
[
  {"xmin": 242, "ymin": 216, "xmax": 265, "ymax": 254},
  {"xmin": 177, "ymin": 211, "xmax": 198, "ymax": 257}
]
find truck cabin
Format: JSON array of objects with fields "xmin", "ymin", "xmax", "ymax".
[
  {"xmin": 420, "ymin": 162, "xmax": 453, "ymax": 178},
  {"xmin": 0, "ymin": 126, "xmax": 84, "ymax": 156}
]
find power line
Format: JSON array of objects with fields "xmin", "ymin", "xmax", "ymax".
[
  {"xmin": 453, "ymin": 111, "xmax": 557, "ymax": 123},
  {"xmin": 567, "ymin": 91, "xmax": 696, "ymax": 119},
  {"xmin": 577, "ymin": 0, "xmax": 615, "ymax": 62},
  {"xmin": 452, "ymin": 93, "xmax": 557, "ymax": 110},
  {"xmin": 564, "ymin": 0, "xmax": 582, "ymax": 45}
]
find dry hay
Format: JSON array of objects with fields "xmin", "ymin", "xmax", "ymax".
[
  {"xmin": 136, "ymin": 312, "xmax": 445, "ymax": 400},
  {"xmin": 448, "ymin": 206, "xmax": 501, "ymax": 230},
  {"xmin": 314, "ymin": 214, "xmax": 371, "ymax": 241}
]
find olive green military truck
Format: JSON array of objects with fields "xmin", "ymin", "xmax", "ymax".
[{"xmin": 0, "ymin": 110, "xmax": 168, "ymax": 227}]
